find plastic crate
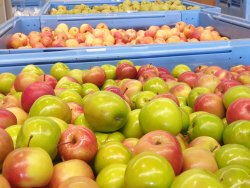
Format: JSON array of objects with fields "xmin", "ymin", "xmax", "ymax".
[
  {"xmin": 0, "ymin": 39, "xmax": 249, "ymax": 74},
  {"xmin": 41, "ymin": 0, "xmax": 221, "ymax": 15},
  {"xmin": 11, "ymin": 0, "xmax": 46, "ymax": 7},
  {"xmin": 216, "ymin": 0, "xmax": 250, "ymax": 20},
  {"xmin": 1, "ymin": 10, "xmax": 250, "ymax": 55}
]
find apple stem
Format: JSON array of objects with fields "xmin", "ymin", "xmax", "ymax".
[
  {"xmin": 211, "ymin": 145, "xmax": 219, "ymax": 152},
  {"xmin": 27, "ymin": 135, "xmax": 34, "ymax": 147},
  {"xmin": 123, "ymin": 87, "xmax": 128, "ymax": 95},
  {"xmin": 43, "ymin": 74, "xmax": 46, "ymax": 81},
  {"xmin": 103, "ymin": 134, "xmax": 110, "ymax": 144}
]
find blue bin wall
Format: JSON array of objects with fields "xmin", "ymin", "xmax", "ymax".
[{"xmin": 12, "ymin": 0, "xmax": 46, "ymax": 7}]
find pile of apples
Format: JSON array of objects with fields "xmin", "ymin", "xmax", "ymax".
[
  {"xmin": 0, "ymin": 60, "xmax": 250, "ymax": 188},
  {"xmin": 7, "ymin": 21, "xmax": 228, "ymax": 49},
  {"xmin": 50, "ymin": 0, "xmax": 200, "ymax": 15}
]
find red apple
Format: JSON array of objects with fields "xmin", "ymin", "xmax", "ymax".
[
  {"xmin": 214, "ymin": 69, "xmax": 234, "ymax": 80},
  {"xmin": 39, "ymin": 74, "xmax": 58, "ymax": 89},
  {"xmin": 116, "ymin": 63, "xmax": 137, "ymax": 80},
  {"xmin": 226, "ymin": 98, "xmax": 250, "ymax": 123},
  {"xmin": 14, "ymin": 72, "xmax": 40, "ymax": 92},
  {"xmin": 82, "ymin": 66, "xmax": 106, "ymax": 87},
  {"xmin": 183, "ymin": 24, "xmax": 195, "ymax": 38},
  {"xmin": 195, "ymin": 74, "xmax": 220, "ymax": 92},
  {"xmin": 58, "ymin": 176, "xmax": 99, "ymax": 188},
  {"xmin": 8, "ymin": 32, "xmax": 28, "ymax": 49},
  {"xmin": 105, "ymin": 86, "xmax": 126, "ymax": 100},
  {"xmin": 58, "ymin": 125, "xmax": 97, "ymax": 162},
  {"xmin": 122, "ymin": 138, "xmax": 139, "ymax": 156},
  {"xmin": 0, "ymin": 175, "xmax": 11, "ymax": 188},
  {"xmin": 152, "ymin": 93, "xmax": 180, "ymax": 106},
  {"xmin": 134, "ymin": 130, "xmax": 183, "ymax": 175},
  {"xmin": 215, "ymin": 79, "xmax": 241, "ymax": 96},
  {"xmin": 0, "ymin": 108, "xmax": 17, "ymax": 129},
  {"xmin": 67, "ymin": 102, "xmax": 84, "ymax": 123},
  {"xmin": 178, "ymin": 71, "xmax": 198, "ymax": 88}
]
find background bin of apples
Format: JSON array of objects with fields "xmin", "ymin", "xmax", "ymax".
[{"xmin": 0, "ymin": 59, "xmax": 249, "ymax": 188}]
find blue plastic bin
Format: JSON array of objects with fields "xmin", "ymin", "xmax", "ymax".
[
  {"xmin": 1, "ymin": 10, "xmax": 250, "ymax": 55},
  {"xmin": 41, "ymin": 0, "xmax": 221, "ymax": 15},
  {"xmin": 11, "ymin": 0, "xmax": 46, "ymax": 7},
  {"xmin": 216, "ymin": 0, "xmax": 250, "ymax": 21}
]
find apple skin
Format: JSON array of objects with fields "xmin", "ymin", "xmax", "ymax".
[
  {"xmin": 124, "ymin": 152, "xmax": 175, "ymax": 188},
  {"xmin": 0, "ymin": 73, "xmax": 16, "ymax": 95},
  {"xmin": 82, "ymin": 66, "xmax": 106, "ymax": 87},
  {"xmin": 96, "ymin": 164, "xmax": 127, "ymax": 188},
  {"xmin": 14, "ymin": 72, "xmax": 40, "ymax": 92},
  {"xmin": 120, "ymin": 109, "xmax": 143, "ymax": 138},
  {"xmin": 194, "ymin": 93, "xmax": 225, "ymax": 118},
  {"xmin": 2, "ymin": 147, "xmax": 53, "ymax": 188},
  {"xmin": 6, "ymin": 107, "xmax": 28, "ymax": 125},
  {"xmin": 170, "ymin": 168, "xmax": 224, "ymax": 188},
  {"xmin": 50, "ymin": 62, "xmax": 70, "ymax": 81},
  {"xmin": 0, "ymin": 128, "xmax": 14, "ymax": 170},
  {"xmin": 0, "ymin": 175, "xmax": 11, "ymax": 188},
  {"xmin": 178, "ymin": 71, "xmax": 198, "ymax": 88},
  {"xmin": 16, "ymin": 116, "xmax": 61, "ymax": 159},
  {"xmin": 58, "ymin": 125, "xmax": 98, "ymax": 162},
  {"xmin": 143, "ymin": 77, "xmax": 169, "ymax": 94},
  {"xmin": 119, "ymin": 79, "xmax": 143, "ymax": 100},
  {"xmin": 82, "ymin": 83, "xmax": 100, "ymax": 97},
  {"xmin": 29, "ymin": 95, "xmax": 72, "ymax": 123},
  {"xmin": 101, "ymin": 64, "xmax": 117, "ymax": 80},
  {"xmin": 215, "ymin": 144, "xmax": 250, "ymax": 169},
  {"xmin": 84, "ymin": 91, "xmax": 130, "ymax": 132},
  {"xmin": 226, "ymin": 98, "xmax": 250, "ymax": 123},
  {"xmin": 134, "ymin": 130, "xmax": 183, "ymax": 175},
  {"xmin": 56, "ymin": 89, "xmax": 83, "ymax": 106},
  {"xmin": 5, "ymin": 124, "xmax": 21, "ymax": 148},
  {"xmin": 223, "ymin": 120, "xmax": 250, "ymax": 149},
  {"xmin": 134, "ymin": 91, "xmax": 156, "ymax": 109},
  {"xmin": 188, "ymin": 112, "xmax": 225, "ymax": 142},
  {"xmin": 49, "ymin": 159, "xmax": 94, "ymax": 188},
  {"xmin": 21, "ymin": 81, "xmax": 55, "ymax": 112},
  {"xmin": 182, "ymin": 147, "xmax": 218, "ymax": 173},
  {"xmin": 95, "ymin": 132, "xmax": 125, "ymax": 149},
  {"xmin": 22, "ymin": 64, "xmax": 44, "ymax": 76},
  {"xmin": 94, "ymin": 141, "xmax": 131, "ymax": 174},
  {"xmin": 223, "ymin": 85, "xmax": 250, "ymax": 108},
  {"xmin": 116, "ymin": 63, "xmax": 137, "ymax": 80},
  {"xmin": 187, "ymin": 87, "xmax": 211, "ymax": 108},
  {"xmin": 139, "ymin": 98, "xmax": 182, "ymax": 135},
  {"xmin": 171, "ymin": 64, "xmax": 191, "ymax": 78},
  {"xmin": 122, "ymin": 138, "xmax": 139, "ymax": 155},
  {"xmin": 189, "ymin": 136, "xmax": 221, "ymax": 153},
  {"xmin": 0, "ymin": 108, "xmax": 17, "ymax": 129},
  {"xmin": 39, "ymin": 74, "xmax": 58, "ymax": 89},
  {"xmin": 58, "ymin": 176, "xmax": 99, "ymax": 188},
  {"xmin": 215, "ymin": 165, "xmax": 250, "ymax": 188},
  {"xmin": 66, "ymin": 69, "xmax": 84, "ymax": 84}
]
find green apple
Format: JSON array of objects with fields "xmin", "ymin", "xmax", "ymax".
[
  {"xmin": 5, "ymin": 124, "xmax": 21, "ymax": 148},
  {"xmin": 215, "ymin": 144, "xmax": 250, "ymax": 169},
  {"xmin": 143, "ymin": 77, "xmax": 169, "ymax": 94},
  {"xmin": 50, "ymin": 62, "xmax": 70, "ymax": 80},
  {"xmin": 56, "ymin": 82, "xmax": 82, "ymax": 96},
  {"xmin": 101, "ymin": 64, "xmax": 117, "ymax": 80},
  {"xmin": 187, "ymin": 87, "xmax": 211, "ymax": 108},
  {"xmin": 139, "ymin": 98, "xmax": 182, "ymax": 135},
  {"xmin": 82, "ymin": 83, "xmax": 100, "ymax": 97},
  {"xmin": 180, "ymin": 108, "xmax": 190, "ymax": 134},
  {"xmin": 223, "ymin": 120, "xmax": 250, "ymax": 148},
  {"xmin": 171, "ymin": 64, "xmax": 191, "ymax": 78},
  {"xmin": 56, "ymin": 89, "xmax": 83, "ymax": 106},
  {"xmin": 124, "ymin": 152, "xmax": 175, "ymax": 188},
  {"xmin": 120, "ymin": 109, "xmax": 143, "ymax": 138},
  {"xmin": 223, "ymin": 85, "xmax": 250, "ymax": 108},
  {"xmin": 47, "ymin": 117, "xmax": 68, "ymax": 133},
  {"xmin": 170, "ymin": 168, "xmax": 223, "ymax": 188},
  {"xmin": 29, "ymin": 95, "xmax": 72, "ymax": 123},
  {"xmin": 84, "ymin": 91, "xmax": 130, "ymax": 132},
  {"xmin": 94, "ymin": 141, "xmax": 131, "ymax": 174},
  {"xmin": 74, "ymin": 114, "xmax": 94, "ymax": 131},
  {"xmin": 0, "ymin": 73, "xmax": 16, "ymax": 95},
  {"xmin": 215, "ymin": 165, "xmax": 250, "ymax": 187},
  {"xmin": 96, "ymin": 164, "xmax": 126, "ymax": 188},
  {"xmin": 67, "ymin": 69, "xmax": 84, "ymax": 84},
  {"xmin": 135, "ymin": 91, "xmax": 156, "ymax": 109},
  {"xmin": 22, "ymin": 65, "xmax": 44, "ymax": 76},
  {"xmin": 178, "ymin": 96, "xmax": 187, "ymax": 106},
  {"xmin": 188, "ymin": 112, "xmax": 225, "ymax": 142},
  {"xmin": 95, "ymin": 132, "xmax": 125, "ymax": 149},
  {"xmin": 101, "ymin": 79, "xmax": 118, "ymax": 89},
  {"xmin": 16, "ymin": 116, "xmax": 61, "ymax": 159},
  {"xmin": 117, "ymin": 59, "xmax": 134, "ymax": 66},
  {"xmin": 180, "ymin": 105, "xmax": 193, "ymax": 115}
]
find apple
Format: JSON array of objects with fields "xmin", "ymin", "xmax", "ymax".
[
  {"xmin": 58, "ymin": 125, "xmax": 97, "ymax": 162},
  {"xmin": 0, "ymin": 94, "xmax": 21, "ymax": 108},
  {"xmin": 80, "ymin": 24, "xmax": 93, "ymax": 33},
  {"xmin": 143, "ymin": 77, "xmax": 169, "ymax": 94},
  {"xmin": 188, "ymin": 112, "xmax": 225, "ymax": 142},
  {"xmin": 134, "ymin": 130, "xmax": 183, "ymax": 175},
  {"xmin": 215, "ymin": 144, "xmax": 250, "ymax": 169},
  {"xmin": 67, "ymin": 102, "xmax": 84, "ymax": 123},
  {"xmin": 21, "ymin": 65, "xmax": 44, "ymax": 76},
  {"xmin": 187, "ymin": 87, "xmax": 211, "ymax": 108},
  {"xmin": 82, "ymin": 83, "xmax": 100, "ymax": 97},
  {"xmin": 102, "ymin": 79, "xmax": 118, "ymax": 89},
  {"xmin": 73, "ymin": 114, "xmax": 94, "ymax": 131},
  {"xmin": 137, "ymin": 64, "xmax": 159, "ymax": 82},
  {"xmin": 223, "ymin": 85, "xmax": 250, "ymax": 108},
  {"xmin": 96, "ymin": 164, "xmax": 126, "ymax": 188},
  {"xmin": 16, "ymin": 116, "xmax": 61, "ymax": 159},
  {"xmin": 124, "ymin": 152, "xmax": 175, "ymax": 188},
  {"xmin": 14, "ymin": 72, "xmax": 40, "ymax": 92},
  {"xmin": 56, "ymin": 81, "xmax": 82, "ymax": 96},
  {"xmin": 84, "ymin": 91, "xmax": 130, "ymax": 132},
  {"xmin": 57, "ymin": 89, "xmax": 83, "ymax": 106},
  {"xmin": 0, "ymin": 128, "xmax": 14, "ymax": 170},
  {"xmin": 171, "ymin": 64, "xmax": 191, "ymax": 78},
  {"xmin": 122, "ymin": 138, "xmax": 139, "ymax": 155},
  {"xmin": 2, "ymin": 147, "xmax": 53, "ymax": 188},
  {"xmin": 170, "ymin": 168, "xmax": 224, "ymax": 188},
  {"xmin": 226, "ymin": 98, "xmax": 250, "ymax": 123},
  {"xmin": 120, "ymin": 109, "xmax": 143, "ymax": 138},
  {"xmin": 67, "ymin": 69, "xmax": 84, "ymax": 84},
  {"xmin": 48, "ymin": 117, "xmax": 69, "ymax": 133},
  {"xmin": 82, "ymin": 66, "xmax": 106, "ymax": 87},
  {"xmin": 194, "ymin": 93, "xmax": 225, "ymax": 118},
  {"xmin": 215, "ymin": 165, "xmax": 250, "ymax": 188},
  {"xmin": 95, "ymin": 132, "xmax": 125, "ymax": 149},
  {"xmin": 133, "ymin": 91, "xmax": 156, "ymax": 109},
  {"xmin": 39, "ymin": 74, "xmax": 58, "ymax": 89},
  {"xmin": 0, "ymin": 175, "xmax": 11, "ymax": 188},
  {"xmin": 5, "ymin": 124, "xmax": 21, "ymax": 148},
  {"xmin": 8, "ymin": 32, "xmax": 28, "ymax": 49},
  {"xmin": 189, "ymin": 136, "xmax": 221, "ymax": 153},
  {"xmin": 49, "ymin": 159, "xmax": 94, "ymax": 188},
  {"xmin": 116, "ymin": 63, "xmax": 137, "ymax": 80},
  {"xmin": 223, "ymin": 120, "xmax": 250, "ymax": 148},
  {"xmin": 58, "ymin": 176, "xmax": 99, "ymax": 188},
  {"xmin": 0, "ymin": 108, "xmax": 17, "ymax": 129},
  {"xmin": 119, "ymin": 79, "xmax": 143, "ymax": 100},
  {"xmin": 178, "ymin": 71, "xmax": 198, "ymax": 88},
  {"xmin": 50, "ymin": 62, "xmax": 70, "ymax": 81},
  {"xmin": 101, "ymin": 64, "xmax": 117, "ymax": 80},
  {"xmin": 139, "ymin": 98, "xmax": 182, "ymax": 135},
  {"xmin": 195, "ymin": 74, "xmax": 220, "ymax": 92},
  {"xmin": 104, "ymin": 86, "xmax": 127, "ymax": 100},
  {"xmin": 0, "ymin": 73, "xmax": 16, "ymax": 95},
  {"xmin": 153, "ymin": 93, "xmax": 180, "ymax": 106},
  {"xmin": 182, "ymin": 147, "xmax": 218, "ymax": 172},
  {"xmin": 176, "ymin": 133, "xmax": 188, "ymax": 151},
  {"xmin": 170, "ymin": 82, "xmax": 191, "ymax": 99},
  {"xmin": 6, "ymin": 107, "xmax": 28, "ymax": 125},
  {"xmin": 29, "ymin": 95, "xmax": 72, "ymax": 123},
  {"xmin": 94, "ymin": 141, "xmax": 131, "ymax": 174}
]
